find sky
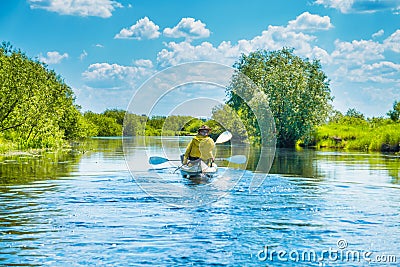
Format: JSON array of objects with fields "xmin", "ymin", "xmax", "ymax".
[{"xmin": 1, "ymin": 0, "xmax": 400, "ymax": 118}]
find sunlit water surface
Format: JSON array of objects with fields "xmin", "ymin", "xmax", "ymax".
[{"xmin": 1, "ymin": 137, "xmax": 399, "ymax": 266}]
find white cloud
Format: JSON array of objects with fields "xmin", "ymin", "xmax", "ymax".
[
  {"xmin": 157, "ymin": 22, "xmax": 331, "ymax": 67},
  {"xmin": 347, "ymin": 61, "xmax": 400, "ymax": 83},
  {"xmin": 315, "ymin": 0, "xmax": 400, "ymax": 14},
  {"xmin": 133, "ymin": 59, "xmax": 153, "ymax": 68},
  {"xmin": 383, "ymin": 29, "xmax": 400, "ymax": 53},
  {"xmin": 156, "ymin": 13, "xmax": 337, "ymax": 68},
  {"xmin": 39, "ymin": 51, "xmax": 69, "ymax": 64},
  {"xmin": 163, "ymin": 18, "xmax": 210, "ymax": 41},
  {"xmin": 287, "ymin": 12, "xmax": 333, "ymax": 32},
  {"xmin": 82, "ymin": 62, "xmax": 155, "ymax": 89},
  {"xmin": 157, "ymin": 41, "xmax": 223, "ymax": 67},
  {"xmin": 331, "ymin": 39, "xmax": 385, "ymax": 64},
  {"xmin": 95, "ymin": 44, "xmax": 104, "ymax": 48},
  {"xmin": 315, "ymin": 0, "xmax": 354, "ymax": 13},
  {"xmin": 114, "ymin": 17, "xmax": 160, "ymax": 40},
  {"xmin": 28, "ymin": 0, "xmax": 122, "ymax": 18},
  {"xmin": 372, "ymin": 29, "xmax": 384, "ymax": 38}
]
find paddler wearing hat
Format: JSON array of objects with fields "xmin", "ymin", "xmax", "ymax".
[{"xmin": 182, "ymin": 125, "xmax": 215, "ymax": 166}]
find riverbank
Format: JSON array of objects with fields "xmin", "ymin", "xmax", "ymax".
[
  {"xmin": 305, "ymin": 121, "xmax": 400, "ymax": 152},
  {"xmin": 3, "ymin": 118, "xmax": 400, "ymax": 155}
]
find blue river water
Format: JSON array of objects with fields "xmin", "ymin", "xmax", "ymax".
[{"xmin": 0, "ymin": 137, "xmax": 399, "ymax": 266}]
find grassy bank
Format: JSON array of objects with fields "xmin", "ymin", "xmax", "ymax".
[
  {"xmin": 0, "ymin": 137, "xmax": 17, "ymax": 154},
  {"xmin": 309, "ymin": 121, "xmax": 400, "ymax": 152}
]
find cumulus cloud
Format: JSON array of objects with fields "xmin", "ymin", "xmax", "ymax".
[
  {"xmin": 153, "ymin": 13, "xmax": 398, "ymax": 94},
  {"xmin": 133, "ymin": 59, "xmax": 153, "ymax": 68},
  {"xmin": 82, "ymin": 62, "xmax": 155, "ymax": 89},
  {"xmin": 157, "ymin": 41, "xmax": 224, "ymax": 67},
  {"xmin": 114, "ymin": 17, "xmax": 160, "ymax": 40},
  {"xmin": 327, "ymin": 28, "xmax": 400, "ymax": 102},
  {"xmin": 331, "ymin": 39, "xmax": 385, "ymax": 64},
  {"xmin": 315, "ymin": 0, "xmax": 400, "ymax": 14},
  {"xmin": 383, "ymin": 29, "xmax": 400, "ymax": 53},
  {"xmin": 39, "ymin": 51, "xmax": 69, "ymax": 64},
  {"xmin": 346, "ymin": 61, "xmax": 400, "ymax": 83},
  {"xmin": 28, "ymin": 0, "xmax": 122, "ymax": 18},
  {"xmin": 163, "ymin": 18, "xmax": 210, "ymax": 41},
  {"xmin": 288, "ymin": 12, "xmax": 333, "ymax": 32},
  {"xmin": 157, "ymin": 18, "xmax": 332, "ymax": 68}
]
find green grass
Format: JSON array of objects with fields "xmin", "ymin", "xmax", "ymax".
[
  {"xmin": 0, "ymin": 137, "xmax": 17, "ymax": 154},
  {"xmin": 312, "ymin": 122, "xmax": 400, "ymax": 152}
]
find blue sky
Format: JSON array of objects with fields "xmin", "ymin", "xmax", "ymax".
[{"xmin": 1, "ymin": 0, "xmax": 400, "ymax": 117}]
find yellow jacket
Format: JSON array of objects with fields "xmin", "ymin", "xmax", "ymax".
[{"xmin": 184, "ymin": 134, "xmax": 215, "ymax": 162}]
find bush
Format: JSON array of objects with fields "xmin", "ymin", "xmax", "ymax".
[{"xmin": 314, "ymin": 121, "xmax": 400, "ymax": 152}]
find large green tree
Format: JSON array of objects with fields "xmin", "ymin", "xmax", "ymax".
[
  {"xmin": 227, "ymin": 48, "xmax": 333, "ymax": 147},
  {"xmin": 0, "ymin": 42, "xmax": 88, "ymax": 148}
]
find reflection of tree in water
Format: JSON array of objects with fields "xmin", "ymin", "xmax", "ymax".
[
  {"xmin": 0, "ymin": 137, "xmax": 126, "ymax": 241},
  {"xmin": 85, "ymin": 137, "xmax": 124, "ymax": 155},
  {"xmin": 247, "ymin": 147, "xmax": 319, "ymax": 178},
  {"xmin": 0, "ymin": 150, "xmax": 82, "ymax": 186},
  {"xmin": 314, "ymin": 151, "xmax": 400, "ymax": 185},
  {"xmin": 365, "ymin": 154, "xmax": 400, "ymax": 184},
  {"xmin": 379, "ymin": 157, "xmax": 400, "ymax": 184},
  {"xmin": 0, "ymin": 137, "xmax": 125, "ymax": 187}
]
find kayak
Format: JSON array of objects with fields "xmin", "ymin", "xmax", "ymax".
[{"xmin": 180, "ymin": 159, "xmax": 218, "ymax": 178}]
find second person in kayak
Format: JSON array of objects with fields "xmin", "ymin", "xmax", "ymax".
[{"xmin": 182, "ymin": 125, "xmax": 215, "ymax": 166}]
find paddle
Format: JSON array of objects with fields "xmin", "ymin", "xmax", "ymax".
[
  {"xmin": 215, "ymin": 131, "xmax": 232, "ymax": 144},
  {"xmin": 148, "ymin": 131, "xmax": 241, "ymax": 165},
  {"xmin": 149, "ymin": 155, "xmax": 247, "ymax": 165},
  {"xmin": 148, "ymin": 156, "xmax": 180, "ymax": 165}
]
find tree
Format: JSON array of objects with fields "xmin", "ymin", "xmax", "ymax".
[
  {"xmin": 83, "ymin": 111, "xmax": 122, "ymax": 136},
  {"xmin": 103, "ymin": 109, "xmax": 126, "ymax": 125},
  {"xmin": 387, "ymin": 101, "xmax": 400, "ymax": 122},
  {"xmin": 0, "ymin": 42, "xmax": 88, "ymax": 148},
  {"xmin": 345, "ymin": 108, "xmax": 364, "ymax": 119},
  {"xmin": 123, "ymin": 113, "xmax": 147, "ymax": 136},
  {"xmin": 338, "ymin": 108, "xmax": 367, "ymax": 125},
  {"xmin": 328, "ymin": 110, "xmax": 344, "ymax": 123},
  {"xmin": 211, "ymin": 104, "xmax": 248, "ymax": 143},
  {"xmin": 227, "ymin": 48, "xmax": 332, "ymax": 147}
]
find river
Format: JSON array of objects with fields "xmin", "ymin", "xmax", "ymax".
[{"xmin": 1, "ymin": 137, "xmax": 399, "ymax": 266}]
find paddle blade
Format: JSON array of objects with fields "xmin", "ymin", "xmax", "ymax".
[
  {"xmin": 149, "ymin": 156, "xmax": 169, "ymax": 165},
  {"xmin": 215, "ymin": 131, "xmax": 232, "ymax": 144},
  {"xmin": 226, "ymin": 155, "xmax": 247, "ymax": 164}
]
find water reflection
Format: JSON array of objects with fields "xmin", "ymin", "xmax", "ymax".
[
  {"xmin": 0, "ymin": 151, "xmax": 81, "ymax": 186},
  {"xmin": 0, "ymin": 137, "xmax": 399, "ymax": 266},
  {"xmin": 0, "ymin": 137, "xmax": 125, "ymax": 186}
]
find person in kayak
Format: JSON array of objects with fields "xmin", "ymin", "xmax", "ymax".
[{"xmin": 182, "ymin": 125, "xmax": 215, "ymax": 166}]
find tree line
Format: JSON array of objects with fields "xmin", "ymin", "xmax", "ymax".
[
  {"xmin": 1, "ymin": 42, "xmax": 399, "ymax": 152},
  {"xmin": 84, "ymin": 110, "xmax": 209, "ymax": 137}
]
